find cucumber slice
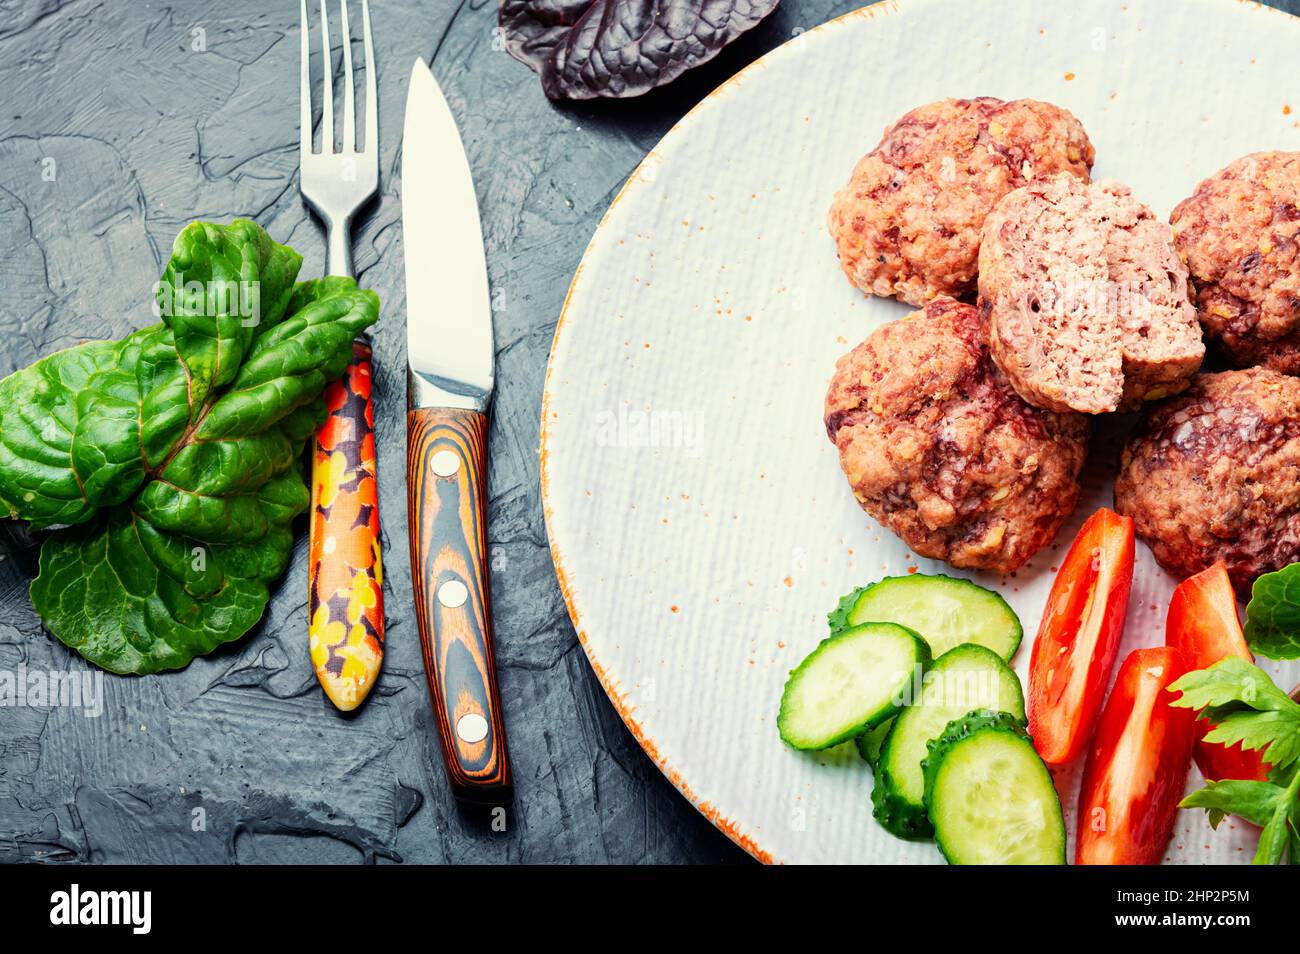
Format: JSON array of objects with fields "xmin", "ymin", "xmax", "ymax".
[
  {"xmin": 922, "ymin": 710, "xmax": 1066, "ymax": 865},
  {"xmin": 830, "ymin": 574, "xmax": 1022, "ymax": 660},
  {"xmin": 855, "ymin": 719, "xmax": 893, "ymax": 766},
  {"xmin": 777, "ymin": 623, "xmax": 931, "ymax": 751},
  {"xmin": 872, "ymin": 645, "xmax": 1025, "ymax": 839}
]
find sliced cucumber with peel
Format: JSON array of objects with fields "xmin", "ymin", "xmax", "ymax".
[
  {"xmin": 872, "ymin": 645, "xmax": 1026, "ymax": 839},
  {"xmin": 777, "ymin": 623, "xmax": 930, "ymax": 751},
  {"xmin": 829, "ymin": 574, "xmax": 1022, "ymax": 661},
  {"xmin": 922, "ymin": 710, "xmax": 1066, "ymax": 865}
]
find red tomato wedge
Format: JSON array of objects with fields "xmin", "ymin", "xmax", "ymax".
[
  {"xmin": 1075, "ymin": 647, "xmax": 1195, "ymax": 865},
  {"xmin": 1028, "ymin": 508, "xmax": 1135, "ymax": 766},
  {"xmin": 1166, "ymin": 562, "xmax": 1270, "ymax": 783}
]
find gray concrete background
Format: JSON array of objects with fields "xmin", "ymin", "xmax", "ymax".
[{"xmin": 0, "ymin": 0, "xmax": 1294, "ymax": 864}]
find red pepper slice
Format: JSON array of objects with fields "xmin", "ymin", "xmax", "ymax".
[
  {"xmin": 1028, "ymin": 508, "xmax": 1135, "ymax": 766},
  {"xmin": 1075, "ymin": 647, "xmax": 1196, "ymax": 865},
  {"xmin": 1165, "ymin": 561, "xmax": 1270, "ymax": 782}
]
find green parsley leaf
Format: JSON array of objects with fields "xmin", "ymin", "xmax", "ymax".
[
  {"xmin": 1173, "ymin": 662, "xmax": 1300, "ymax": 864},
  {"xmin": 1169, "ymin": 658, "xmax": 1300, "ymax": 769}
]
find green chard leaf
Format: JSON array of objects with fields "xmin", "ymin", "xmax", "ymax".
[
  {"xmin": 0, "ymin": 330, "xmax": 155, "ymax": 528},
  {"xmin": 0, "ymin": 221, "xmax": 379, "ymax": 674},
  {"xmin": 29, "ymin": 477, "xmax": 305, "ymax": 675},
  {"xmin": 1243, "ymin": 564, "xmax": 1300, "ymax": 660},
  {"xmin": 157, "ymin": 218, "xmax": 302, "ymax": 415}
]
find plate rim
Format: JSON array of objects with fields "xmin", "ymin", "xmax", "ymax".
[{"xmin": 537, "ymin": 0, "xmax": 1298, "ymax": 865}]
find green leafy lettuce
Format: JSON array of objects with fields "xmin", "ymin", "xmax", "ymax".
[
  {"xmin": 0, "ymin": 220, "xmax": 378, "ymax": 674},
  {"xmin": 1170, "ymin": 658, "xmax": 1300, "ymax": 864}
]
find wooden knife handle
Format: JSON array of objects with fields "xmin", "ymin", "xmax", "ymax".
[
  {"xmin": 407, "ymin": 405, "xmax": 512, "ymax": 802},
  {"xmin": 309, "ymin": 340, "xmax": 385, "ymax": 712}
]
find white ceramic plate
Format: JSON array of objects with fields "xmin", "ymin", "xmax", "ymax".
[{"xmin": 540, "ymin": 0, "xmax": 1300, "ymax": 864}]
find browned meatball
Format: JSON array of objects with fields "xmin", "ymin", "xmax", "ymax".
[
  {"xmin": 1115, "ymin": 368, "xmax": 1300, "ymax": 598},
  {"xmin": 979, "ymin": 175, "xmax": 1203, "ymax": 414},
  {"xmin": 827, "ymin": 97, "xmax": 1094, "ymax": 307},
  {"xmin": 1171, "ymin": 152, "xmax": 1300, "ymax": 372},
  {"xmin": 825, "ymin": 296, "xmax": 1090, "ymax": 572}
]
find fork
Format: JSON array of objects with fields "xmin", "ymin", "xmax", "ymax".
[{"xmin": 299, "ymin": 0, "xmax": 385, "ymax": 711}]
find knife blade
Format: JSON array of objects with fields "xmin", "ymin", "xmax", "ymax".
[
  {"xmin": 401, "ymin": 57, "xmax": 512, "ymax": 804},
  {"xmin": 403, "ymin": 57, "xmax": 493, "ymax": 411}
]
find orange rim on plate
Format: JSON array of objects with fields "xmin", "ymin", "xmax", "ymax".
[{"xmin": 538, "ymin": 1, "xmax": 909, "ymax": 865}]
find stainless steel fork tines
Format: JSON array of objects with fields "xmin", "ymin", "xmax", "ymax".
[{"xmin": 299, "ymin": 0, "xmax": 378, "ymax": 278}]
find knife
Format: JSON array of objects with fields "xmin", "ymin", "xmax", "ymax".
[{"xmin": 401, "ymin": 58, "xmax": 512, "ymax": 803}]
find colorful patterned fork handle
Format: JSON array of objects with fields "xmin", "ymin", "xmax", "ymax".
[{"xmin": 309, "ymin": 340, "xmax": 384, "ymax": 710}]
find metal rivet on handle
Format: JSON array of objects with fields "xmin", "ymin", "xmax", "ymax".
[
  {"xmin": 431, "ymin": 450, "xmax": 459, "ymax": 477},
  {"xmin": 438, "ymin": 580, "xmax": 468, "ymax": 608},
  {"xmin": 456, "ymin": 713, "xmax": 489, "ymax": 744}
]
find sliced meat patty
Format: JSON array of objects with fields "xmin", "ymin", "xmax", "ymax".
[
  {"xmin": 1170, "ymin": 151, "xmax": 1300, "ymax": 373},
  {"xmin": 979, "ymin": 174, "xmax": 1204, "ymax": 414},
  {"xmin": 827, "ymin": 97, "xmax": 1094, "ymax": 307},
  {"xmin": 825, "ymin": 296, "xmax": 1089, "ymax": 573},
  {"xmin": 1115, "ymin": 368, "xmax": 1300, "ymax": 598}
]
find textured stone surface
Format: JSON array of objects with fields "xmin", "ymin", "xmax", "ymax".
[{"xmin": 2, "ymin": 0, "xmax": 1296, "ymax": 866}]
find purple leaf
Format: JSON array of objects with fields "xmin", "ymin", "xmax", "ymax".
[{"xmin": 500, "ymin": 0, "xmax": 781, "ymax": 101}]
